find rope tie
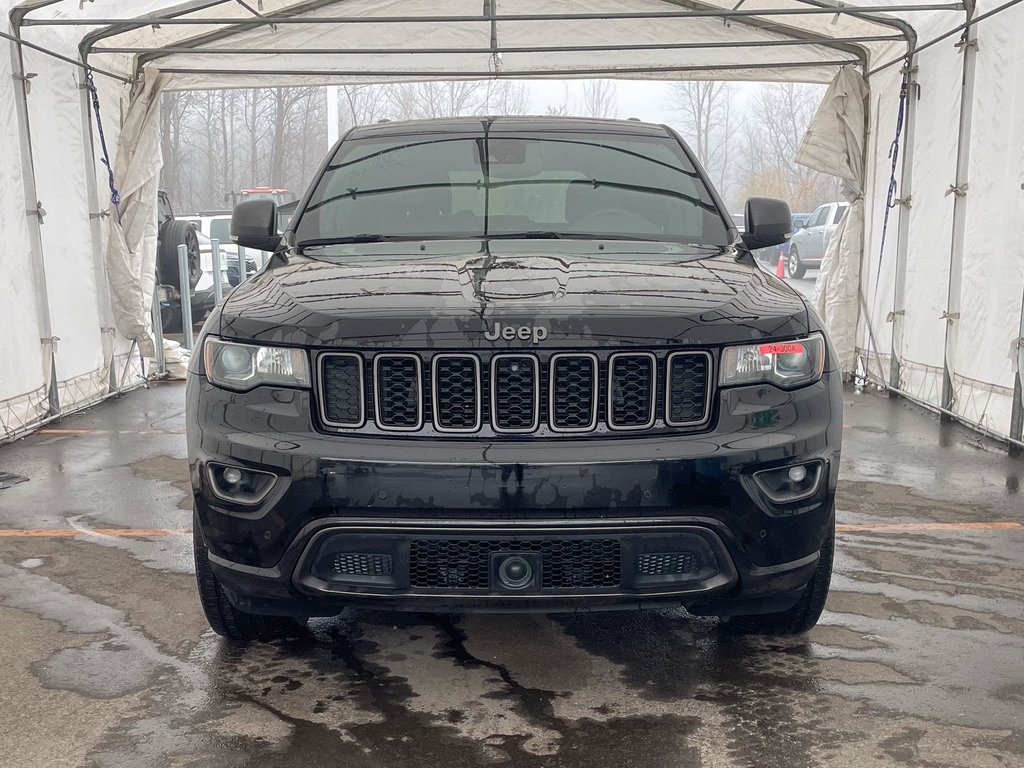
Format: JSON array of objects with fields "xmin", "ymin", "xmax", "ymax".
[
  {"xmin": 85, "ymin": 70, "xmax": 121, "ymax": 223},
  {"xmin": 874, "ymin": 61, "xmax": 911, "ymax": 297}
]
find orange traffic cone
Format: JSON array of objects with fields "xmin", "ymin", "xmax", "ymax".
[{"xmin": 775, "ymin": 251, "xmax": 786, "ymax": 278}]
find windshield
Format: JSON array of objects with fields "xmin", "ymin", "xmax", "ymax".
[{"xmin": 294, "ymin": 131, "xmax": 729, "ymax": 247}]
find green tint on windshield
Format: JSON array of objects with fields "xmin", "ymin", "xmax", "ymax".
[{"xmin": 294, "ymin": 132, "xmax": 729, "ymax": 246}]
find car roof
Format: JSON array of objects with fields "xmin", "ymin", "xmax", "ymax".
[{"xmin": 346, "ymin": 115, "xmax": 672, "ymax": 140}]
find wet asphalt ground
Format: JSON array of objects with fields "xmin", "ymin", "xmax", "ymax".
[{"xmin": 1, "ymin": 382, "xmax": 1022, "ymax": 768}]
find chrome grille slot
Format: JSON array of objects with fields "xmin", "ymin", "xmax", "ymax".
[
  {"xmin": 319, "ymin": 353, "xmax": 364, "ymax": 427},
  {"xmin": 374, "ymin": 354, "xmax": 422, "ymax": 430},
  {"xmin": 491, "ymin": 354, "xmax": 539, "ymax": 433},
  {"xmin": 549, "ymin": 353, "xmax": 598, "ymax": 432},
  {"xmin": 432, "ymin": 354, "xmax": 481, "ymax": 432},
  {"xmin": 666, "ymin": 352, "xmax": 712, "ymax": 426},
  {"xmin": 608, "ymin": 353, "xmax": 656, "ymax": 429}
]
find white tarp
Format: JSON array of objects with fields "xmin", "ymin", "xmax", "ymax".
[
  {"xmin": 106, "ymin": 68, "xmax": 167, "ymax": 358},
  {"xmin": 797, "ymin": 65, "xmax": 868, "ymax": 374},
  {"xmin": 2, "ymin": 0, "xmax": 1023, "ymax": 444},
  {"xmin": 0, "ymin": 16, "xmax": 47, "ymax": 438}
]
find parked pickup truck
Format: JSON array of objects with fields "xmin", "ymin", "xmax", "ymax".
[{"xmin": 787, "ymin": 202, "xmax": 848, "ymax": 278}]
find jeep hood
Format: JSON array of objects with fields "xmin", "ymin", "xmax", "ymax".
[{"xmin": 218, "ymin": 241, "xmax": 809, "ymax": 348}]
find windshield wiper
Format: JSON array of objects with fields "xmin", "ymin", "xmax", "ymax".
[
  {"xmin": 297, "ymin": 234, "xmax": 469, "ymax": 250},
  {"xmin": 299, "ymin": 234, "xmax": 408, "ymax": 246},
  {"xmin": 485, "ymin": 231, "xmax": 659, "ymax": 242}
]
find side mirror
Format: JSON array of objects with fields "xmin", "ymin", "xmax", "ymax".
[
  {"xmin": 231, "ymin": 200, "xmax": 281, "ymax": 252},
  {"xmin": 741, "ymin": 197, "xmax": 792, "ymax": 250}
]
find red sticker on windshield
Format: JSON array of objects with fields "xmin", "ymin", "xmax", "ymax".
[{"xmin": 760, "ymin": 343, "xmax": 804, "ymax": 355}]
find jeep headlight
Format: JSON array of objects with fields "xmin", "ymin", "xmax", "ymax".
[
  {"xmin": 720, "ymin": 334, "xmax": 825, "ymax": 390},
  {"xmin": 203, "ymin": 337, "xmax": 309, "ymax": 391}
]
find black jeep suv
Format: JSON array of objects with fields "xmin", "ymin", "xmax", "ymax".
[{"xmin": 187, "ymin": 117, "xmax": 841, "ymax": 641}]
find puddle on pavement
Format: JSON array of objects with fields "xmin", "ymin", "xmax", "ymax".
[{"xmin": 129, "ymin": 455, "xmax": 192, "ymax": 510}]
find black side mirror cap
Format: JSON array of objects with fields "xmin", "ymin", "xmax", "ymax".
[
  {"xmin": 741, "ymin": 197, "xmax": 792, "ymax": 250},
  {"xmin": 231, "ymin": 199, "xmax": 281, "ymax": 252}
]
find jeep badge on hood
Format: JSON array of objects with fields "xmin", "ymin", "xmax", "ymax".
[{"xmin": 484, "ymin": 323, "xmax": 549, "ymax": 343}]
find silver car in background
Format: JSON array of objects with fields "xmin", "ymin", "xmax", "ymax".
[{"xmin": 787, "ymin": 202, "xmax": 848, "ymax": 278}]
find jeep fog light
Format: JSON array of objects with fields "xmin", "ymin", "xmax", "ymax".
[
  {"xmin": 720, "ymin": 334, "xmax": 825, "ymax": 390},
  {"xmin": 752, "ymin": 461, "xmax": 824, "ymax": 504},
  {"xmin": 207, "ymin": 462, "xmax": 277, "ymax": 505}
]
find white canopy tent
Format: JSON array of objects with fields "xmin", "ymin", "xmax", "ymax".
[{"xmin": 1, "ymin": 0, "xmax": 1022, "ymax": 447}]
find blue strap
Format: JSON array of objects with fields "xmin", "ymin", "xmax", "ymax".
[{"xmin": 85, "ymin": 70, "xmax": 121, "ymax": 222}]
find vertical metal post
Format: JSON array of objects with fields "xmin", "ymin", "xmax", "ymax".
[
  {"xmin": 889, "ymin": 58, "xmax": 918, "ymax": 393},
  {"xmin": 239, "ymin": 246, "xmax": 249, "ymax": 282},
  {"xmin": 9, "ymin": 30, "xmax": 59, "ymax": 417},
  {"xmin": 941, "ymin": 9, "xmax": 978, "ymax": 418},
  {"xmin": 150, "ymin": 284, "xmax": 166, "ymax": 377},
  {"xmin": 211, "ymin": 238, "xmax": 223, "ymax": 305},
  {"xmin": 1010, "ymin": 289, "xmax": 1024, "ymax": 456},
  {"xmin": 78, "ymin": 71, "xmax": 118, "ymax": 389},
  {"xmin": 177, "ymin": 244, "xmax": 195, "ymax": 351}
]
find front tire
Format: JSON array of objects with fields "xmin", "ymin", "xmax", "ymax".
[
  {"xmin": 721, "ymin": 521, "xmax": 834, "ymax": 636},
  {"xmin": 193, "ymin": 514, "xmax": 306, "ymax": 642},
  {"xmin": 788, "ymin": 246, "xmax": 807, "ymax": 279}
]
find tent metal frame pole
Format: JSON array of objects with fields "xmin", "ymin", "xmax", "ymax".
[
  {"xmin": 656, "ymin": 0, "xmax": 869, "ymax": 68},
  {"xmin": 1011, "ymin": 289, "xmax": 1024, "ymax": 455},
  {"xmin": 94, "ymin": 35, "xmax": 905, "ymax": 56},
  {"xmin": 869, "ymin": 0, "xmax": 1024, "ymax": 75},
  {"xmin": 7, "ymin": 24, "xmax": 59, "ymax": 420},
  {"xmin": 76, "ymin": 68, "xmax": 119, "ymax": 395},
  {"xmin": 940, "ymin": 5, "xmax": 978, "ymax": 420},
  {"xmin": 888, "ymin": 56, "xmax": 919, "ymax": 392},
  {"xmin": 152, "ymin": 60, "xmax": 862, "ymax": 79},
  {"xmin": 23, "ymin": 6, "xmax": 965, "ymax": 28}
]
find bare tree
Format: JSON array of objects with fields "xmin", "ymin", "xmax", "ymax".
[
  {"xmin": 389, "ymin": 81, "xmax": 487, "ymax": 119},
  {"xmin": 666, "ymin": 81, "xmax": 734, "ymax": 197},
  {"xmin": 333, "ymin": 84, "xmax": 393, "ymax": 131},
  {"xmin": 481, "ymin": 80, "xmax": 529, "ymax": 115},
  {"xmin": 581, "ymin": 80, "xmax": 619, "ymax": 118},
  {"xmin": 738, "ymin": 83, "xmax": 841, "ymax": 211},
  {"xmin": 159, "ymin": 90, "xmax": 196, "ymax": 207}
]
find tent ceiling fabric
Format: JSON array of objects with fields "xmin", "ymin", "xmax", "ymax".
[{"xmin": 13, "ymin": 0, "xmax": 965, "ymax": 88}]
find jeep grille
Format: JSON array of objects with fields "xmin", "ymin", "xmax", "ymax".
[{"xmin": 317, "ymin": 349, "xmax": 712, "ymax": 436}]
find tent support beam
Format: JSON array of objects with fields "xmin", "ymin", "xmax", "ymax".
[
  {"xmin": 6, "ymin": 19, "xmax": 59, "ymax": 419},
  {"xmin": 152, "ymin": 60, "xmax": 862, "ymax": 80},
  {"xmin": 656, "ymin": 0, "xmax": 869, "ymax": 68},
  {"xmin": 889, "ymin": 57, "xmax": 919, "ymax": 392},
  {"xmin": 940, "ymin": 5, "xmax": 978, "ymax": 421},
  {"xmin": 1012, "ymin": 288, "xmax": 1024, "ymax": 455},
  {"xmin": 95, "ymin": 35, "xmax": 905, "ymax": 56},
  {"xmin": 85, "ymin": 0, "xmax": 343, "ymax": 74},
  {"xmin": 25, "ymin": 6, "xmax": 965, "ymax": 28}
]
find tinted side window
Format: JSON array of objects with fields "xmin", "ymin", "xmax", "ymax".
[{"xmin": 834, "ymin": 205, "xmax": 849, "ymax": 224}]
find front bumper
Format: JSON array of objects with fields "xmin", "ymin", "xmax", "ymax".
[{"xmin": 188, "ymin": 372, "xmax": 841, "ymax": 615}]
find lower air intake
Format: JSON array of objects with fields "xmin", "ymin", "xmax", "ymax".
[
  {"xmin": 332, "ymin": 553, "xmax": 394, "ymax": 577},
  {"xmin": 636, "ymin": 552, "xmax": 698, "ymax": 576}
]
